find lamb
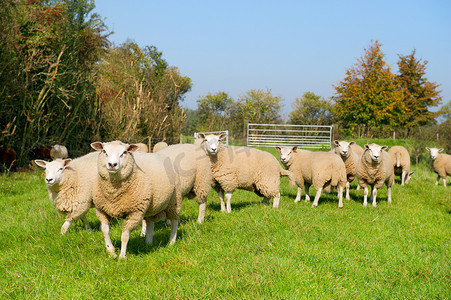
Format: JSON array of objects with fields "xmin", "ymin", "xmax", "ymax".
[
  {"xmin": 156, "ymin": 143, "xmax": 212, "ymax": 223},
  {"xmin": 388, "ymin": 145, "xmax": 414, "ymax": 185},
  {"xmin": 90, "ymin": 141, "xmax": 182, "ymax": 258},
  {"xmin": 276, "ymin": 146, "xmax": 346, "ymax": 208},
  {"xmin": 135, "ymin": 142, "xmax": 149, "ymax": 152},
  {"xmin": 350, "ymin": 143, "xmax": 364, "ymax": 157},
  {"xmin": 356, "ymin": 143, "xmax": 394, "ymax": 207},
  {"xmin": 34, "ymin": 151, "xmax": 99, "ymax": 234},
  {"xmin": 425, "ymin": 147, "xmax": 451, "ymax": 187},
  {"xmin": 197, "ymin": 133, "xmax": 295, "ymax": 211},
  {"xmin": 50, "ymin": 144, "xmax": 68, "ymax": 160},
  {"xmin": 0, "ymin": 147, "xmax": 17, "ymax": 172},
  {"xmin": 153, "ymin": 141, "xmax": 168, "ymax": 153},
  {"xmin": 332, "ymin": 140, "xmax": 360, "ymax": 200}
]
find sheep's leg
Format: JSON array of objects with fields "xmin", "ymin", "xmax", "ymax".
[
  {"xmin": 312, "ymin": 187, "xmax": 322, "ymax": 207},
  {"xmin": 387, "ymin": 186, "xmax": 392, "ymax": 204},
  {"xmin": 81, "ymin": 215, "xmax": 91, "ymax": 231},
  {"xmin": 197, "ymin": 202, "xmax": 206, "ymax": 223},
  {"xmin": 356, "ymin": 184, "xmax": 360, "ymax": 191},
  {"xmin": 337, "ymin": 185, "xmax": 344, "ymax": 208},
  {"xmin": 272, "ymin": 193, "xmax": 281, "ymax": 208},
  {"xmin": 168, "ymin": 219, "xmax": 178, "ymax": 245},
  {"xmin": 435, "ymin": 175, "xmax": 440, "ymax": 185},
  {"xmin": 262, "ymin": 197, "xmax": 270, "ymax": 204},
  {"xmin": 218, "ymin": 189, "xmax": 226, "ymax": 212},
  {"xmin": 345, "ymin": 181, "xmax": 350, "ymax": 200},
  {"xmin": 372, "ymin": 187, "xmax": 378, "ymax": 207},
  {"xmin": 401, "ymin": 171, "xmax": 406, "ymax": 186},
  {"xmin": 96, "ymin": 210, "xmax": 116, "ymax": 258},
  {"xmin": 363, "ymin": 185, "xmax": 368, "ymax": 207},
  {"xmin": 225, "ymin": 192, "xmax": 233, "ymax": 213},
  {"xmin": 443, "ymin": 177, "xmax": 447, "ymax": 187},
  {"xmin": 140, "ymin": 219, "xmax": 147, "ymax": 237},
  {"xmin": 294, "ymin": 186, "xmax": 302, "ymax": 203},
  {"xmin": 304, "ymin": 184, "xmax": 311, "ymax": 202},
  {"xmin": 145, "ymin": 220, "xmax": 155, "ymax": 245},
  {"xmin": 119, "ymin": 229, "xmax": 131, "ymax": 259},
  {"xmin": 60, "ymin": 219, "xmax": 73, "ymax": 235}
]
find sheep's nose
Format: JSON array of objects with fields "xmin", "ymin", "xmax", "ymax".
[
  {"xmin": 211, "ymin": 147, "xmax": 217, "ymax": 152},
  {"xmin": 108, "ymin": 162, "xmax": 118, "ymax": 169},
  {"xmin": 46, "ymin": 178, "xmax": 53, "ymax": 183}
]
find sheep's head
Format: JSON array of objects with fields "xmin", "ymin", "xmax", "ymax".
[
  {"xmin": 333, "ymin": 140, "xmax": 355, "ymax": 157},
  {"xmin": 35, "ymin": 159, "xmax": 71, "ymax": 186},
  {"xmin": 198, "ymin": 133, "xmax": 226, "ymax": 155},
  {"xmin": 276, "ymin": 146, "xmax": 297, "ymax": 166},
  {"xmin": 364, "ymin": 143, "xmax": 387, "ymax": 163},
  {"xmin": 91, "ymin": 141, "xmax": 139, "ymax": 173},
  {"xmin": 426, "ymin": 147, "xmax": 443, "ymax": 160}
]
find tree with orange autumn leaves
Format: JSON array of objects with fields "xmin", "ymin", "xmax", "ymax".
[{"xmin": 333, "ymin": 41, "xmax": 441, "ymax": 137}]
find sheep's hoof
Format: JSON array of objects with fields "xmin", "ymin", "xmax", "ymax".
[
  {"xmin": 108, "ymin": 252, "xmax": 117, "ymax": 259},
  {"xmin": 118, "ymin": 254, "xmax": 126, "ymax": 259},
  {"xmin": 294, "ymin": 199, "xmax": 300, "ymax": 203},
  {"xmin": 363, "ymin": 203, "xmax": 367, "ymax": 207},
  {"xmin": 311, "ymin": 204, "xmax": 317, "ymax": 208},
  {"xmin": 372, "ymin": 203, "xmax": 377, "ymax": 207}
]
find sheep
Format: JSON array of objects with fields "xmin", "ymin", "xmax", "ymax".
[
  {"xmin": 197, "ymin": 133, "xmax": 295, "ymax": 211},
  {"xmin": 50, "ymin": 144, "xmax": 68, "ymax": 160},
  {"xmin": 388, "ymin": 145, "xmax": 414, "ymax": 186},
  {"xmin": 135, "ymin": 142, "xmax": 149, "ymax": 153},
  {"xmin": 350, "ymin": 143, "xmax": 364, "ymax": 157},
  {"xmin": 34, "ymin": 151, "xmax": 99, "ymax": 234},
  {"xmin": 332, "ymin": 140, "xmax": 360, "ymax": 200},
  {"xmin": 0, "ymin": 147, "xmax": 17, "ymax": 172},
  {"xmin": 356, "ymin": 143, "xmax": 394, "ymax": 207},
  {"xmin": 153, "ymin": 141, "xmax": 168, "ymax": 153},
  {"xmin": 90, "ymin": 140, "xmax": 182, "ymax": 258},
  {"xmin": 425, "ymin": 147, "xmax": 451, "ymax": 187},
  {"xmin": 276, "ymin": 146, "xmax": 346, "ymax": 208},
  {"xmin": 156, "ymin": 143, "xmax": 212, "ymax": 223}
]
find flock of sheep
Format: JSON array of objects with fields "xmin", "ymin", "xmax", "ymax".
[{"xmin": 33, "ymin": 135, "xmax": 451, "ymax": 258}]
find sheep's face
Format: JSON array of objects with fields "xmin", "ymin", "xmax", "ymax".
[
  {"xmin": 426, "ymin": 147, "xmax": 443, "ymax": 160},
  {"xmin": 199, "ymin": 133, "xmax": 226, "ymax": 155},
  {"xmin": 276, "ymin": 146, "xmax": 296, "ymax": 165},
  {"xmin": 334, "ymin": 141, "xmax": 354, "ymax": 157},
  {"xmin": 35, "ymin": 159, "xmax": 71, "ymax": 186},
  {"xmin": 364, "ymin": 143, "xmax": 387, "ymax": 163},
  {"xmin": 91, "ymin": 141, "xmax": 139, "ymax": 173}
]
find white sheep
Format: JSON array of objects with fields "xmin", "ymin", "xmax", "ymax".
[
  {"xmin": 91, "ymin": 141, "xmax": 182, "ymax": 259},
  {"xmin": 34, "ymin": 151, "xmax": 98, "ymax": 234},
  {"xmin": 198, "ymin": 133, "xmax": 295, "ymax": 211},
  {"xmin": 50, "ymin": 144, "xmax": 68, "ymax": 160},
  {"xmin": 135, "ymin": 142, "xmax": 149, "ymax": 152},
  {"xmin": 332, "ymin": 140, "xmax": 360, "ymax": 200},
  {"xmin": 356, "ymin": 143, "xmax": 394, "ymax": 207},
  {"xmin": 153, "ymin": 141, "xmax": 169, "ymax": 153},
  {"xmin": 388, "ymin": 145, "xmax": 414, "ymax": 186},
  {"xmin": 425, "ymin": 147, "xmax": 451, "ymax": 187},
  {"xmin": 350, "ymin": 143, "xmax": 364, "ymax": 157},
  {"xmin": 276, "ymin": 146, "xmax": 346, "ymax": 208}
]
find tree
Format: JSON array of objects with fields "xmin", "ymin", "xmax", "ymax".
[
  {"xmin": 332, "ymin": 40, "xmax": 406, "ymax": 137},
  {"xmin": 196, "ymin": 92, "xmax": 233, "ymax": 132},
  {"xmin": 289, "ymin": 92, "xmax": 334, "ymax": 125},
  {"xmin": 237, "ymin": 89, "xmax": 282, "ymax": 124},
  {"xmin": 396, "ymin": 50, "xmax": 442, "ymax": 128}
]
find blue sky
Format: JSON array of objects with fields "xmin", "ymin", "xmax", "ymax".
[{"xmin": 93, "ymin": 0, "xmax": 451, "ymax": 118}]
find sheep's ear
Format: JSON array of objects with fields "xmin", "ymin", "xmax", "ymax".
[
  {"xmin": 197, "ymin": 133, "xmax": 205, "ymax": 140},
  {"xmin": 128, "ymin": 144, "xmax": 139, "ymax": 153},
  {"xmin": 275, "ymin": 146, "xmax": 281, "ymax": 152},
  {"xmin": 409, "ymin": 172, "xmax": 415, "ymax": 176},
  {"xmin": 333, "ymin": 140, "xmax": 339, "ymax": 146},
  {"xmin": 349, "ymin": 141, "xmax": 355, "ymax": 146},
  {"xmin": 364, "ymin": 144, "xmax": 370, "ymax": 150},
  {"xmin": 218, "ymin": 133, "xmax": 228, "ymax": 141},
  {"xmin": 91, "ymin": 142, "xmax": 103, "ymax": 151},
  {"xmin": 425, "ymin": 147, "xmax": 430, "ymax": 152},
  {"xmin": 63, "ymin": 159, "xmax": 72, "ymax": 167},
  {"xmin": 381, "ymin": 145, "xmax": 388, "ymax": 151},
  {"xmin": 438, "ymin": 148, "xmax": 444, "ymax": 153},
  {"xmin": 292, "ymin": 146, "xmax": 298, "ymax": 152},
  {"xmin": 34, "ymin": 160, "xmax": 47, "ymax": 169}
]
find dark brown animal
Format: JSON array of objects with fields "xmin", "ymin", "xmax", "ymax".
[
  {"xmin": 0, "ymin": 148, "xmax": 17, "ymax": 171},
  {"xmin": 31, "ymin": 146, "xmax": 52, "ymax": 160}
]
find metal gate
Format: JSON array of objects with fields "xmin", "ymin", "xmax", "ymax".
[{"xmin": 246, "ymin": 123, "xmax": 332, "ymax": 149}]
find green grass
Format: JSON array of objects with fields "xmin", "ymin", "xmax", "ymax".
[{"xmin": 0, "ymin": 146, "xmax": 450, "ymax": 298}]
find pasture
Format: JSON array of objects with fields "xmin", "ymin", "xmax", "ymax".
[{"xmin": 1, "ymin": 142, "xmax": 450, "ymax": 298}]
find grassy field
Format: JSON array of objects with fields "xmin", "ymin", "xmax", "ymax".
[{"xmin": 1, "ymin": 143, "xmax": 450, "ymax": 298}]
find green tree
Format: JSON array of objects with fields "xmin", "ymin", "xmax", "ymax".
[
  {"xmin": 196, "ymin": 92, "xmax": 233, "ymax": 132},
  {"xmin": 396, "ymin": 50, "xmax": 442, "ymax": 129},
  {"xmin": 289, "ymin": 92, "xmax": 334, "ymax": 125},
  {"xmin": 237, "ymin": 89, "xmax": 282, "ymax": 124},
  {"xmin": 332, "ymin": 40, "xmax": 406, "ymax": 137}
]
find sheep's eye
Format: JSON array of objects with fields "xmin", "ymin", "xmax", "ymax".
[
  {"xmin": 58, "ymin": 168, "xmax": 63, "ymax": 171},
  {"xmin": 121, "ymin": 151, "xmax": 127, "ymax": 157}
]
